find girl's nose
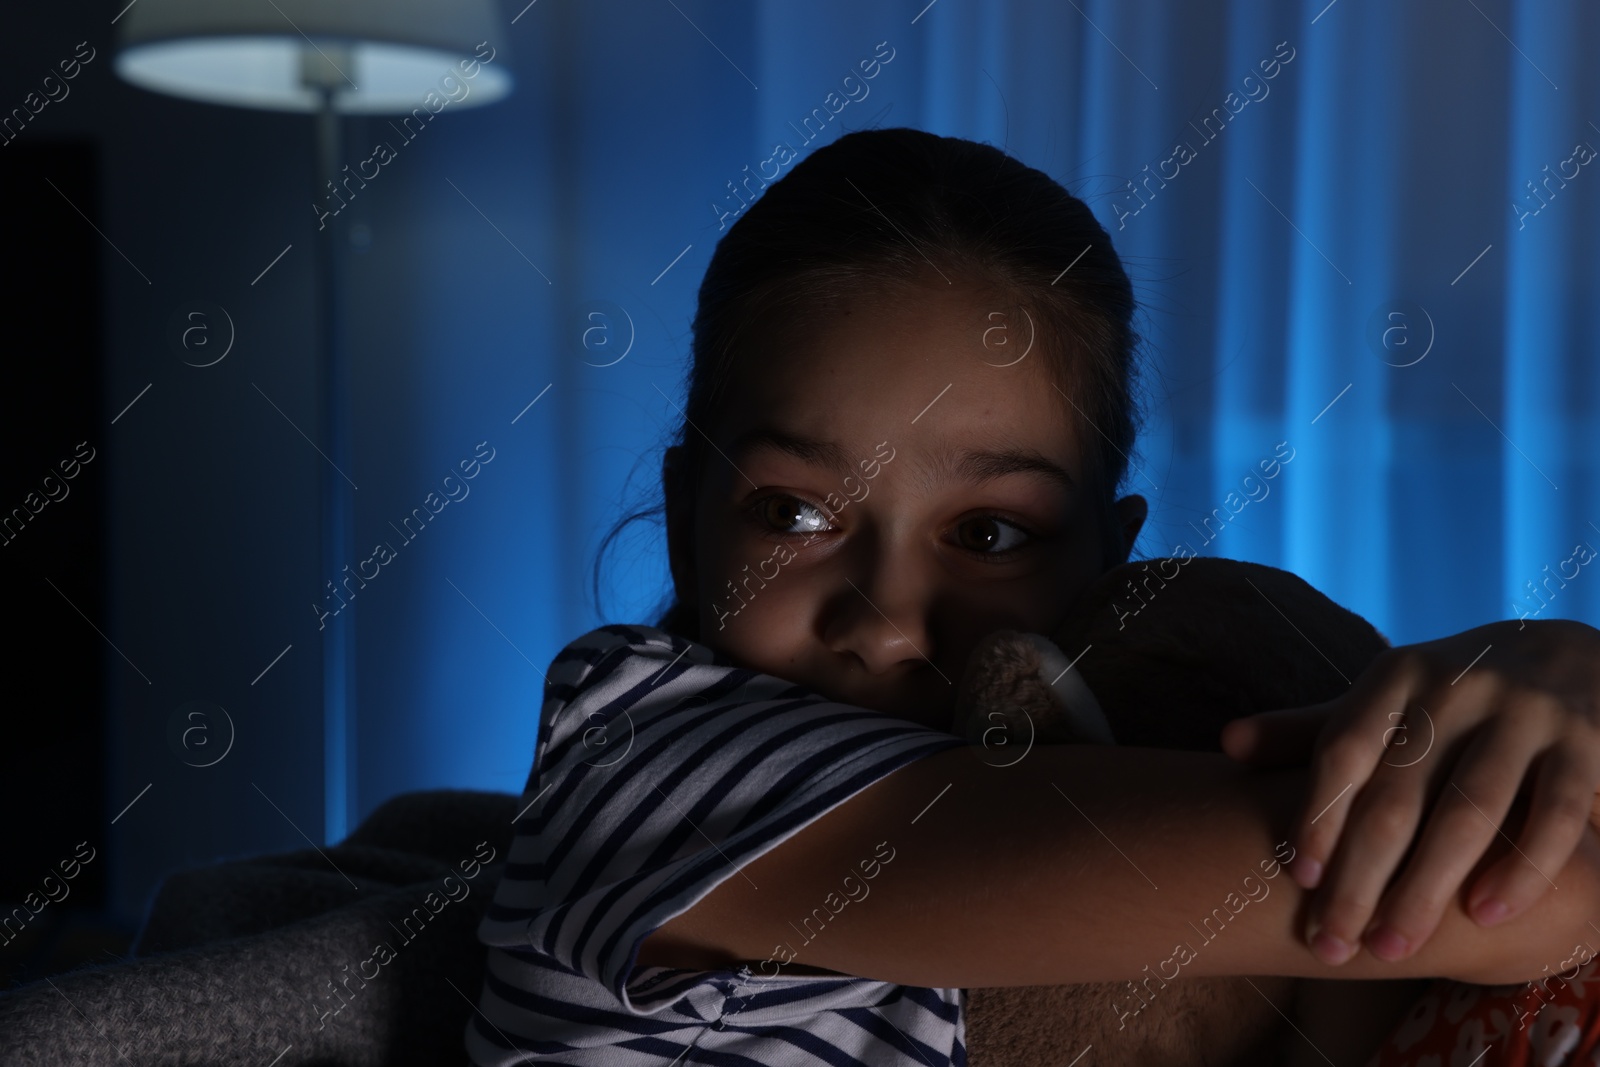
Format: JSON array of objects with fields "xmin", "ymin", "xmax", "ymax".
[{"xmin": 821, "ymin": 561, "xmax": 938, "ymax": 678}]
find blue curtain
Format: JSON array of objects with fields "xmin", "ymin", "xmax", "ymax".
[{"xmin": 97, "ymin": 1, "xmax": 1600, "ymax": 914}]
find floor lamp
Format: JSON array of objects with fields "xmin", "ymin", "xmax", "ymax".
[{"xmin": 113, "ymin": 0, "xmax": 512, "ymax": 843}]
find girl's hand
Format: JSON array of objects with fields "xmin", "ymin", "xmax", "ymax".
[{"xmin": 1220, "ymin": 618, "xmax": 1600, "ymax": 966}]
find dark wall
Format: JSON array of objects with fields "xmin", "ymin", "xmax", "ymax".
[
  {"xmin": 0, "ymin": 138, "xmax": 110, "ymax": 982},
  {"xmin": 1, "ymin": 6, "xmax": 330, "ymax": 939}
]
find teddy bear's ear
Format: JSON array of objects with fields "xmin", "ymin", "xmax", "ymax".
[
  {"xmin": 952, "ymin": 630, "xmax": 1044, "ymax": 744},
  {"xmin": 953, "ymin": 631, "xmax": 1117, "ymax": 748},
  {"xmin": 1022, "ymin": 634, "xmax": 1116, "ymax": 745}
]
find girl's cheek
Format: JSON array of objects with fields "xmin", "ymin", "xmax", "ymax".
[{"xmin": 719, "ymin": 587, "xmax": 814, "ymax": 678}]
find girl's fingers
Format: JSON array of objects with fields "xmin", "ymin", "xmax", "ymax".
[
  {"xmin": 1291, "ymin": 622, "xmax": 1600, "ymax": 965},
  {"xmin": 1302, "ymin": 752, "xmax": 1433, "ymax": 964},
  {"xmin": 1219, "ymin": 704, "xmax": 1332, "ymax": 767},
  {"xmin": 1466, "ymin": 728, "xmax": 1600, "ymax": 926},
  {"xmin": 1292, "ymin": 656, "xmax": 1421, "ymax": 890},
  {"xmin": 1356, "ymin": 716, "xmax": 1545, "ymax": 961}
]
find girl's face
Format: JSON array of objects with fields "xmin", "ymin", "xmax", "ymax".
[{"xmin": 666, "ymin": 280, "xmax": 1147, "ymax": 731}]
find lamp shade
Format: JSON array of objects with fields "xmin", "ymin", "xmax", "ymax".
[{"xmin": 113, "ymin": 0, "xmax": 512, "ymax": 113}]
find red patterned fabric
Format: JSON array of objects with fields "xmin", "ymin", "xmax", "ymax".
[{"xmin": 1368, "ymin": 956, "xmax": 1600, "ymax": 1067}]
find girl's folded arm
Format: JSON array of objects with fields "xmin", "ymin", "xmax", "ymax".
[{"xmin": 637, "ymin": 743, "xmax": 1600, "ymax": 987}]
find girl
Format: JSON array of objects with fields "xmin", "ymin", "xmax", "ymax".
[{"xmin": 467, "ymin": 128, "xmax": 1600, "ymax": 1065}]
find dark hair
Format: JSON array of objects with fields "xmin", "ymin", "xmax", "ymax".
[{"xmin": 593, "ymin": 127, "xmax": 1145, "ymax": 642}]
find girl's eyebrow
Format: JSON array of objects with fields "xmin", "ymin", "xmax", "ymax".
[
  {"xmin": 948, "ymin": 447, "xmax": 1078, "ymax": 494},
  {"xmin": 729, "ymin": 427, "xmax": 852, "ymax": 471},
  {"xmin": 728, "ymin": 426, "xmax": 1077, "ymax": 493}
]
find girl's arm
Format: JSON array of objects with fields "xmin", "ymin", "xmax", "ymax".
[{"xmin": 638, "ymin": 743, "xmax": 1600, "ymax": 987}]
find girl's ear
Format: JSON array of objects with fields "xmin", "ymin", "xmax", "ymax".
[
  {"xmin": 1110, "ymin": 494, "xmax": 1148, "ymax": 565},
  {"xmin": 663, "ymin": 445, "xmax": 698, "ymax": 607}
]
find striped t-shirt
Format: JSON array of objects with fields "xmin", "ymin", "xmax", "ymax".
[{"xmin": 467, "ymin": 623, "xmax": 971, "ymax": 1066}]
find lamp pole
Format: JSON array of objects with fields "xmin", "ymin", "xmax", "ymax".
[{"xmin": 305, "ymin": 50, "xmax": 354, "ymax": 844}]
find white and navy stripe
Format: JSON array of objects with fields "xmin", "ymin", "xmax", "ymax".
[{"xmin": 467, "ymin": 624, "xmax": 969, "ymax": 1066}]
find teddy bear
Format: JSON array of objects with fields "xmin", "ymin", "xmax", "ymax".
[{"xmin": 950, "ymin": 555, "xmax": 1431, "ymax": 1067}]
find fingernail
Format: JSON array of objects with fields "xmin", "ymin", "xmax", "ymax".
[
  {"xmin": 1365, "ymin": 924, "xmax": 1409, "ymax": 961},
  {"xmin": 1291, "ymin": 855, "xmax": 1323, "ymax": 889},
  {"xmin": 1472, "ymin": 898, "xmax": 1510, "ymax": 926},
  {"xmin": 1312, "ymin": 930, "xmax": 1354, "ymax": 965}
]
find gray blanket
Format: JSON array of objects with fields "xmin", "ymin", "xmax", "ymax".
[{"xmin": 0, "ymin": 789, "xmax": 519, "ymax": 1066}]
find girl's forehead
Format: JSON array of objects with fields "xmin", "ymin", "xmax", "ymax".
[{"xmin": 723, "ymin": 287, "xmax": 1065, "ymax": 431}]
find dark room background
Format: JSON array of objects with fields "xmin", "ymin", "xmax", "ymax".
[{"xmin": 2, "ymin": 0, "xmax": 1597, "ymax": 980}]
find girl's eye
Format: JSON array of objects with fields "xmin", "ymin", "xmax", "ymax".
[
  {"xmin": 750, "ymin": 494, "xmax": 833, "ymax": 535},
  {"xmin": 954, "ymin": 515, "xmax": 1033, "ymax": 556}
]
